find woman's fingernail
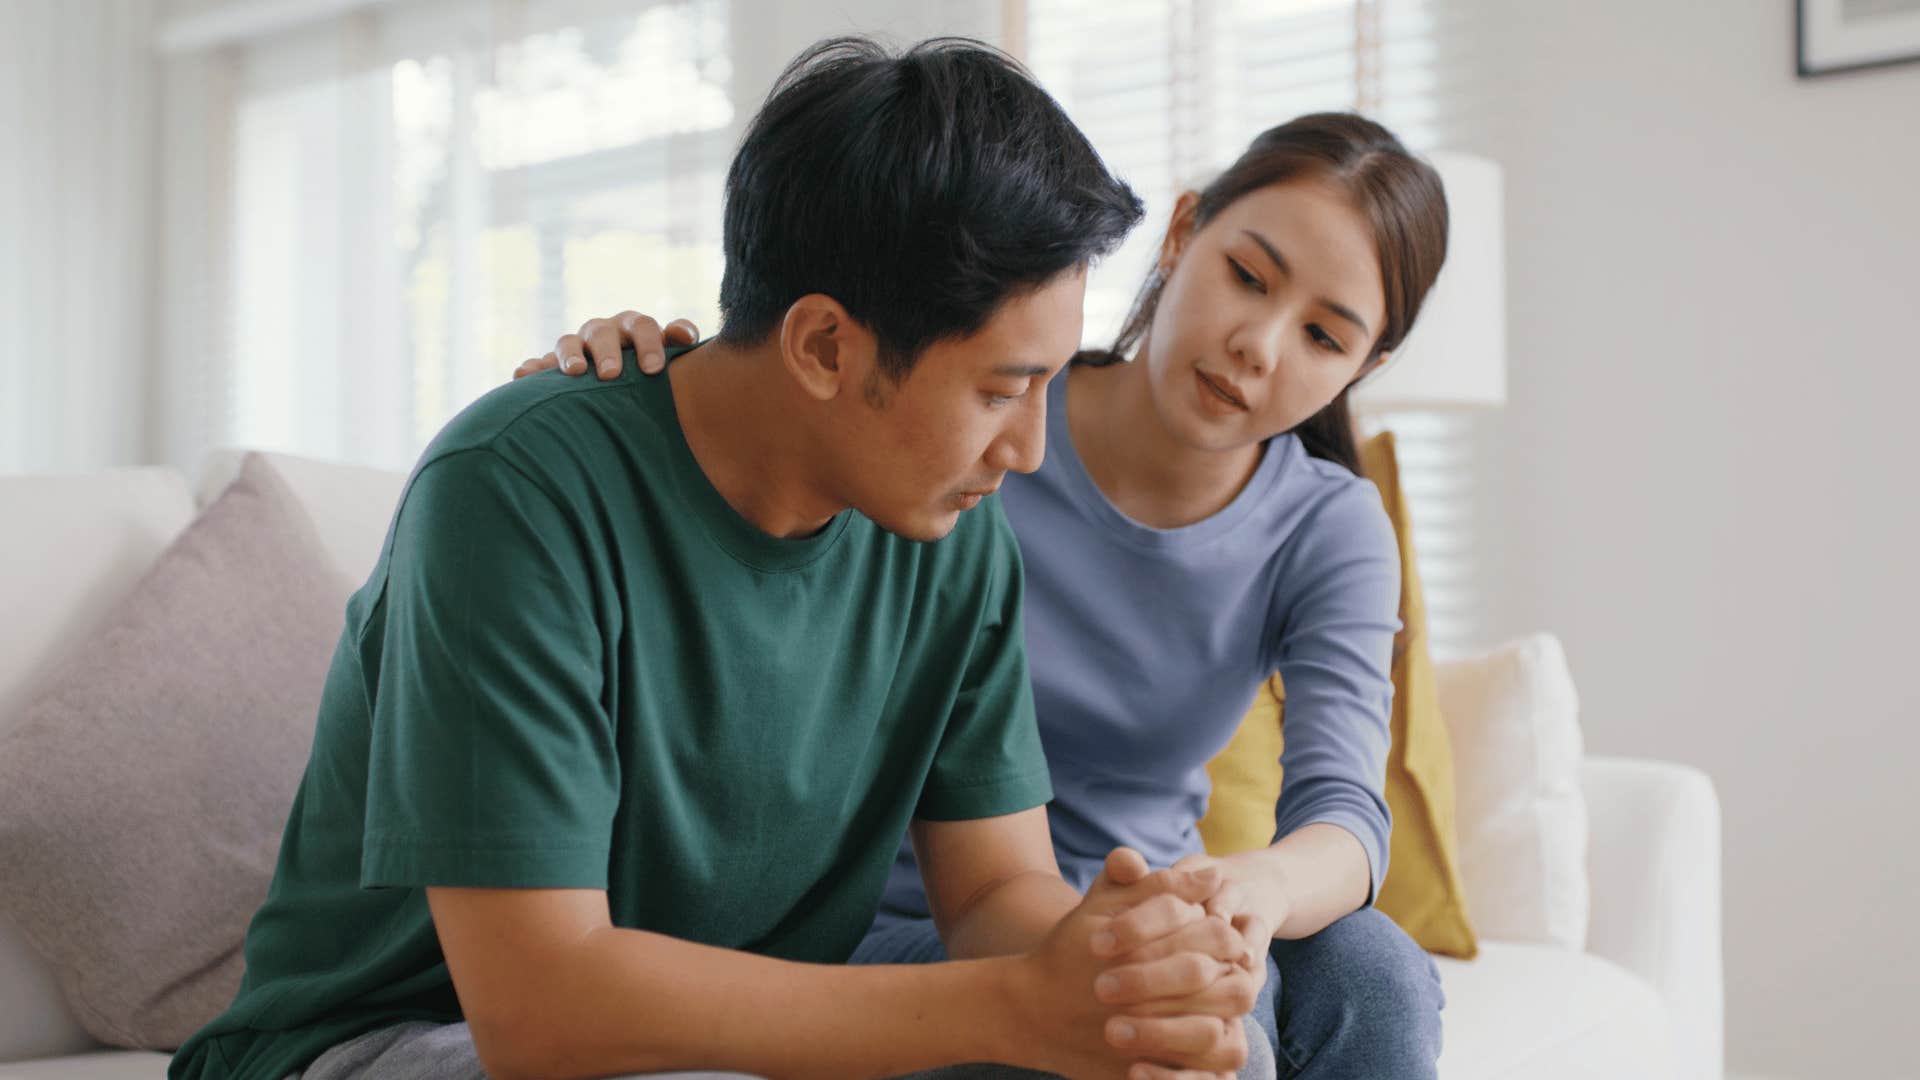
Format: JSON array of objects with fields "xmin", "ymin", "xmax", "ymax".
[
  {"xmin": 645, "ymin": 351, "xmax": 664, "ymax": 370},
  {"xmin": 1095, "ymin": 973, "xmax": 1120, "ymax": 998},
  {"xmin": 1110, "ymin": 1020, "xmax": 1135, "ymax": 1044},
  {"xmin": 564, "ymin": 358, "xmax": 583, "ymax": 373}
]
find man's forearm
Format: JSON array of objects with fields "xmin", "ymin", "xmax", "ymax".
[
  {"xmin": 484, "ymin": 925, "xmax": 1026, "ymax": 1080},
  {"xmin": 939, "ymin": 868, "xmax": 1083, "ymax": 959},
  {"xmin": 1226, "ymin": 822, "xmax": 1372, "ymax": 940}
]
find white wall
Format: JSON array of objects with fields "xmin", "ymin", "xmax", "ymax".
[{"xmin": 1447, "ymin": 3, "xmax": 1920, "ymax": 1076}]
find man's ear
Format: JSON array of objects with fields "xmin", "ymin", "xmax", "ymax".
[
  {"xmin": 778, "ymin": 295, "xmax": 874, "ymax": 403},
  {"xmin": 1157, "ymin": 191, "xmax": 1204, "ymax": 275}
]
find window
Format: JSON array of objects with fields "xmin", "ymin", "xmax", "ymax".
[{"xmin": 218, "ymin": 0, "xmax": 733, "ymax": 466}]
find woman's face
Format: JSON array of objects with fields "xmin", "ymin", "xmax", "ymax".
[{"xmin": 1142, "ymin": 177, "xmax": 1387, "ymax": 452}]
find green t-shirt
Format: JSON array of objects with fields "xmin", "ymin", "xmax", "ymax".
[{"xmin": 170, "ymin": 346, "xmax": 1052, "ymax": 1080}]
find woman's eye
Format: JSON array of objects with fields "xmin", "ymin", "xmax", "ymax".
[
  {"xmin": 1308, "ymin": 326, "xmax": 1347, "ymax": 354},
  {"xmin": 1228, "ymin": 258, "xmax": 1264, "ymax": 293}
]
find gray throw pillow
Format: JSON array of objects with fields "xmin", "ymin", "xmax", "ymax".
[{"xmin": 0, "ymin": 452, "xmax": 353, "ymax": 1049}]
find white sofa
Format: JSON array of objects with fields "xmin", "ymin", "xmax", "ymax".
[{"xmin": 0, "ymin": 452, "xmax": 1725, "ymax": 1080}]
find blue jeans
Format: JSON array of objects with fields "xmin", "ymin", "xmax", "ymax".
[
  {"xmin": 854, "ymin": 906, "xmax": 1443, "ymax": 1080},
  {"xmin": 1251, "ymin": 907, "xmax": 1444, "ymax": 1079}
]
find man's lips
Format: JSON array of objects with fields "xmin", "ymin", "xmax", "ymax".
[{"xmin": 1196, "ymin": 368, "xmax": 1249, "ymax": 410}]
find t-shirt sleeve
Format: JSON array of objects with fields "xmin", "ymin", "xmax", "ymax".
[
  {"xmin": 1270, "ymin": 480, "xmax": 1400, "ymax": 903},
  {"xmin": 360, "ymin": 448, "xmax": 620, "ymax": 890},
  {"xmin": 914, "ymin": 506, "xmax": 1055, "ymax": 822}
]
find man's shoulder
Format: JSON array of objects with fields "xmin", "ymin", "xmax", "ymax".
[
  {"xmin": 420, "ymin": 367, "xmax": 656, "ymax": 463},
  {"xmin": 395, "ymin": 368, "xmax": 686, "ymax": 529}
]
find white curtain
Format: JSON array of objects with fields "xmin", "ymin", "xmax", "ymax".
[{"xmin": 0, "ymin": 0, "xmax": 159, "ymax": 475}]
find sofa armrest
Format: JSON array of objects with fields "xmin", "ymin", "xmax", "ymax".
[{"xmin": 1582, "ymin": 756, "xmax": 1723, "ymax": 1080}]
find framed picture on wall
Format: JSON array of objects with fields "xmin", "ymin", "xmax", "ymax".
[{"xmin": 1798, "ymin": 0, "xmax": 1920, "ymax": 76}]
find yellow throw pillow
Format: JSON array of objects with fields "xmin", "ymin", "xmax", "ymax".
[{"xmin": 1196, "ymin": 431, "xmax": 1479, "ymax": 959}]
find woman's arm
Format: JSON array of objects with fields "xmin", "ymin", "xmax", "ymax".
[
  {"xmin": 1201, "ymin": 478, "xmax": 1404, "ymax": 943},
  {"xmin": 1217, "ymin": 823, "xmax": 1372, "ymax": 940}
]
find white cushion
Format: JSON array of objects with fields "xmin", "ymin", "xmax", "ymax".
[
  {"xmin": 1435, "ymin": 634, "xmax": 1589, "ymax": 950},
  {"xmin": 1436, "ymin": 943, "xmax": 1677, "ymax": 1080},
  {"xmin": 0, "ymin": 466, "xmax": 196, "ymax": 1063},
  {"xmin": 197, "ymin": 448, "xmax": 407, "ymax": 584},
  {"xmin": 0, "ymin": 1051, "xmax": 171, "ymax": 1079}
]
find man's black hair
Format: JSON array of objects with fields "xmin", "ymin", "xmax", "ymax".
[{"xmin": 717, "ymin": 35, "xmax": 1144, "ymax": 378}]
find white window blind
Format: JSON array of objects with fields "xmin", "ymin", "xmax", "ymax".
[{"xmin": 1022, "ymin": 0, "xmax": 1489, "ymax": 658}]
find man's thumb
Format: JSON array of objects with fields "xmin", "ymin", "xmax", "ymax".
[{"xmin": 1091, "ymin": 847, "xmax": 1151, "ymax": 893}]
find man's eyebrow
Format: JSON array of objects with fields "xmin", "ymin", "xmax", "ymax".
[
  {"xmin": 993, "ymin": 363, "xmax": 1052, "ymax": 378},
  {"xmin": 1242, "ymin": 228, "xmax": 1372, "ymax": 336}
]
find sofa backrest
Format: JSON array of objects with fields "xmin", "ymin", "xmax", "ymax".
[
  {"xmin": 0, "ymin": 466, "xmax": 198, "ymax": 1061},
  {"xmin": 0, "ymin": 451, "xmax": 406, "ymax": 1062}
]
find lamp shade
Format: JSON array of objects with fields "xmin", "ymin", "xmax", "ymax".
[{"xmin": 1352, "ymin": 151, "xmax": 1506, "ymax": 412}]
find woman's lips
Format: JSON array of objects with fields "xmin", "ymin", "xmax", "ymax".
[{"xmin": 1195, "ymin": 368, "xmax": 1249, "ymax": 411}]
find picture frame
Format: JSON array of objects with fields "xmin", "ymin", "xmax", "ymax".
[{"xmin": 1798, "ymin": 0, "xmax": 1920, "ymax": 76}]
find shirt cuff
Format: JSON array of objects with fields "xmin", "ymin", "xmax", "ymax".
[
  {"xmin": 361, "ymin": 834, "xmax": 610, "ymax": 890},
  {"xmin": 914, "ymin": 768, "xmax": 1054, "ymax": 823}
]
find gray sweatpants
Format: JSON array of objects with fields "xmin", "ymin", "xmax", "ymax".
[
  {"xmin": 292, "ymin": 1020, "xmax": 755, "ymax": 1079},
  {"xmin": 293, "ymin": 1017, "xmax": 1274, "ymax": 1079}
]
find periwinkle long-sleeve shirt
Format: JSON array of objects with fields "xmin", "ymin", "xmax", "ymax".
[{"xmin": 875, "ymin": 368, "xmax": 1401, "ymax": 921}]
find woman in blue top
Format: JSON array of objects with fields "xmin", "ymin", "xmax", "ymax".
[{"xmin": 523, "ymin": 112, "xmax": 1450, "ymax": 1078}]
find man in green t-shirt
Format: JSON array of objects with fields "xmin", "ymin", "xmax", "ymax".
[{"xmin": 171, "ymin": 36, "xmax": 1258, "ymax": 1080}]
